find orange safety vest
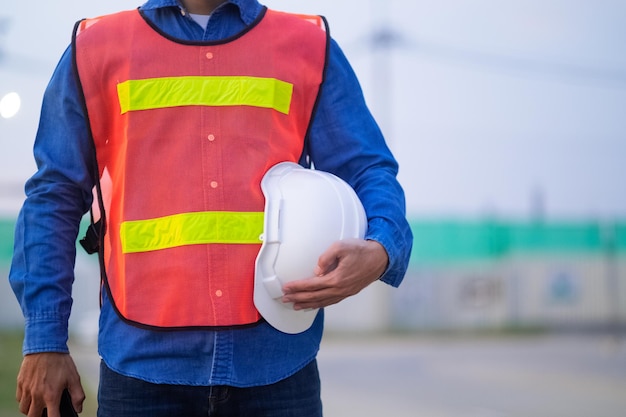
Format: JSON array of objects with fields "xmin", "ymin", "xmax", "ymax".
[{"xmin": 73, "ymin": 8, "xmax": 328, "ymax": 329}]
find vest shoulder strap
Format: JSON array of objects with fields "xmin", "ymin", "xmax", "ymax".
[{"xmin": 290, "ymin": 13, "xmax": 327, "ymax": 31}]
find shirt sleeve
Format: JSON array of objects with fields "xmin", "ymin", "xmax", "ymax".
[
  {"xmin": 307, "ymin": 38, "xmax": 413, "ymax": 287},
  {"xmin": 9, "ymin": 45, "xmax": 96, "ymax": 355}
]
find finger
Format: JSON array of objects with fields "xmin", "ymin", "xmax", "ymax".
[
  {"xmin": 17, "ymin": 391, "xmax": 31, "ymax": 415},
  {"xmin": 69, "ymin": 385, "xmax": 86, "ymax": 413},
  {"xmin": 42, "ymin": 390, "xmax": 64, "ymax": 417},
  {"xmin": 293, "ymin": 294, "xmax": 344, "ymax": 310},
  {"xmin": 26, "ymin": 397, "xmax": 48, "ymax": 417},
  {"xmin": 41, "ymin": 406, "xmax": 60, "ymax": 417},
  {"xmin": 283, "ymin": 284, "xmax": 346, "ymax": 309},
  {"xmin": 283, "ymin": 287, "xmax": 326, "ymax": 303},
  {"xmin": 16, "ymin": 382, "xmax": 22, "ymax": 404},
  {"xmin": 283, "ymin": 275, "xmax": 331, "ymax": 294}
]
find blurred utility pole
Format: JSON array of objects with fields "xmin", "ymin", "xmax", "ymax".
[
  {"xmin": 367, "ymin": 1, "xmax": 409, "ymax": 147},
  {"xmin": 530, "ymin": 185, "xmax": 546, "ymax": 223},
  {"xmin": 602, "ymin": 222, "xmax": 622, "ymax": 342}
]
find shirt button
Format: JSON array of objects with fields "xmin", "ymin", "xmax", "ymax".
[
  {"xmin": 207, "ymin": 134, "xmax": 215, "ymax": 141},
  {"xmin": 205, "ymin": 52, "xmax": 214, "ymax": 59},
  {"xmin": 215, "ymin": 290, "xmax": 223, "ymax": 297},
  {"xmin": 210, "ymin": 181, "xmax": 218, "ymax": 189}
]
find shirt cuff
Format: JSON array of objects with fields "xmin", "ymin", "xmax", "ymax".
[
  {"xmin": 23, "ymin": 314, "xmax": 70, "ymax": 355},
  {"xmin": 365, "ymin": 217, "xmax": 413, "ymax": 288}
]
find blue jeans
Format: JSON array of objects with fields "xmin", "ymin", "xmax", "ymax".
[{"xmin": 97, "ymin": 360, "xmax": 323, "ymax": 417}]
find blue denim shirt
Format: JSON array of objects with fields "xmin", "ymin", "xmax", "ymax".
[{"xmin": 9, "ymin": 0, "xmax": 412, "ymax": 387}]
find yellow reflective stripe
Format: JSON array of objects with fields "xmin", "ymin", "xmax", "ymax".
[
  {"xmin": 117, "ymin": 76, "xmax": 293, "ymax": 115},
  {"xmin": 120, "ymin": 211, "xmax": 264, "ymax": 254}
]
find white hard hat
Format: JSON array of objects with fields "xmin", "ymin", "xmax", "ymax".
[{"xmin": 254, "ymin": 162, "xmax": 367, "ymax": 334}]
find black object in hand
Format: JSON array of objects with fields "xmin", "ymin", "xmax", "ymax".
[{"xmin": 41, "ymin": 388, "xmax": 79, "ymax": 417}]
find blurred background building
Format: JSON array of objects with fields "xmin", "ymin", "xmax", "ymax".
[{"xmin": 2, "ymin": 211, "xmax": 625, "ymax": 336}]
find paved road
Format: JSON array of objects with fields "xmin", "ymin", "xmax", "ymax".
[
  {"xmin": 318, "ymin": 333, "xmax": 626, "ymax": 417},
  {"xmin": 71, "ymin": 333, "xmax": 626, "ymax": 417}
]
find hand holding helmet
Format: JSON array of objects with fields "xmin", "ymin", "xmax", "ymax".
[
  {"xmin": 281, "ymin": 238, "xmax": 388, "ymax": 311},
  {"xmin": 254, "ymin": 162, "xmax": 387, "ymax": 334}
]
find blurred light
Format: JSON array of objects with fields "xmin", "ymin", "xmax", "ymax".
[{"xmin": 0, "ymin": 91, "xmax": 21, "ymax": 119}]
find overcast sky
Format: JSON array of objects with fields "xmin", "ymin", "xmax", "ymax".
[{"xmin": 1, "ymin": 0, "xmax": 625, "ymax": 219}]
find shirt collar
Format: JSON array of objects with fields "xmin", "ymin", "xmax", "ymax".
[{"xmin": 140, "ymin": 0, "xmax": 262, "ymax": 25}]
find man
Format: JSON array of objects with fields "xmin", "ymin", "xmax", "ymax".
[{"xmin": 9, "ymin": 0, "xmax": 413, "ymax": 416}]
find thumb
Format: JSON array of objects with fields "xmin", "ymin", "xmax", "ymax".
[{"xmin": 314, "ymin": 244, "xmax": 341, "ymax": 276}]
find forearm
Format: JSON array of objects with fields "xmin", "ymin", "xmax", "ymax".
[
  {"xmin": 9, "ymin": 45, "xmax": 95, "ymax": 354},
  {"xmin": 308, "ymin": 39, "xmax": 413, "ymax": 287}
]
